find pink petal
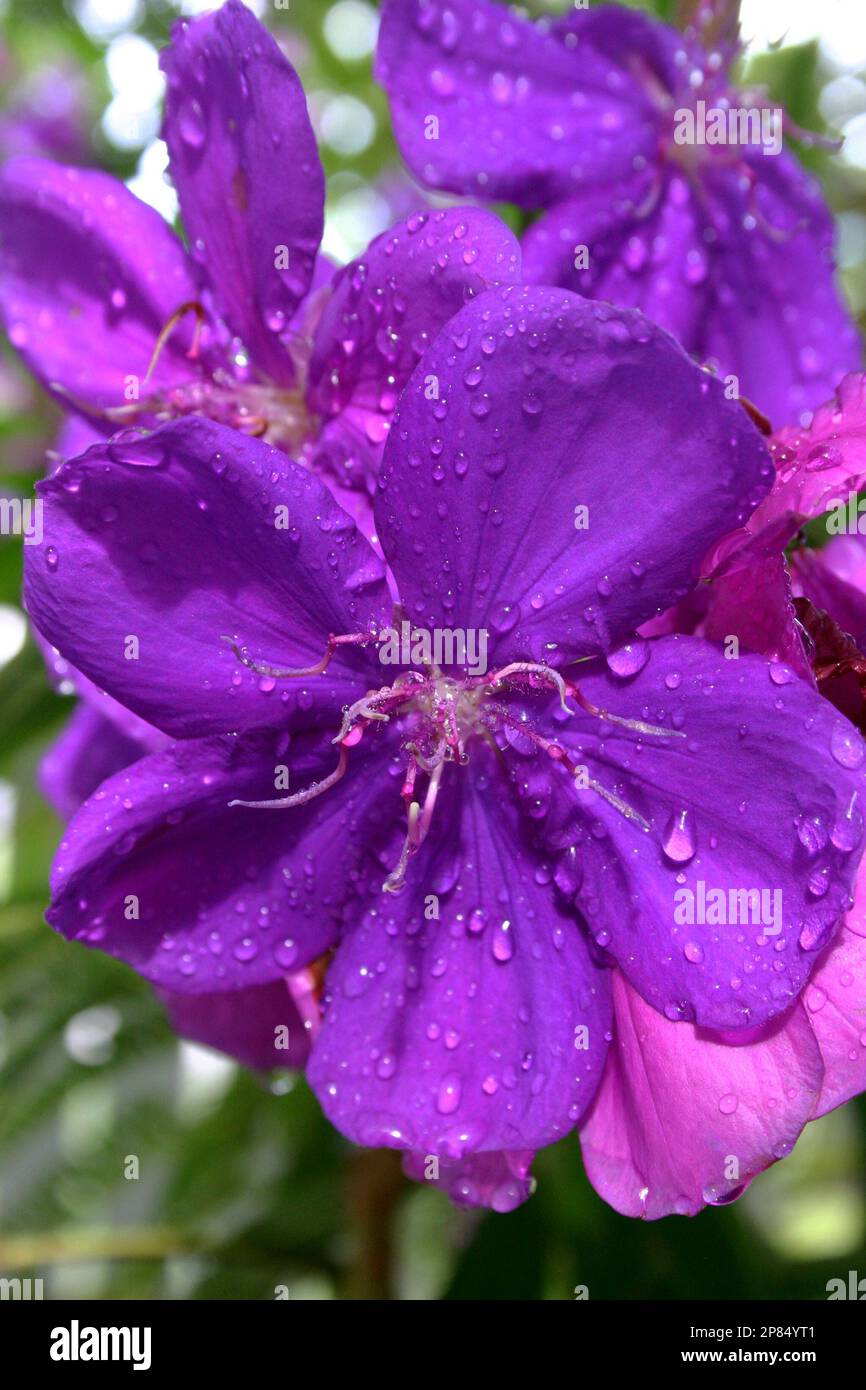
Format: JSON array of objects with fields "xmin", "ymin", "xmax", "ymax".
[
  {"xmin": 579, "ymin": 968, "xmax": 824, "ymax": 1219},
  {"xmin": 806, "ymin": 868, "xmax": 866, "ymax": 1119}
]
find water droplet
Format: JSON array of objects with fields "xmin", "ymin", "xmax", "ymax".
[
  {"xmin": 606, "ymin": 638, "xmax": 649, "ymax": 677},
  {"xmin": 831, "ymin": 724, "xmax": 865, "ymax": 769},
  {"xmin": 769, "ymin": 662, "xmax": 794, "ymax": 686},
  {"xmin": 831, "ymin": 797, "xmax": 863, "ymax": 852},
  {"xmin": 178, "ymin": 96, "xmax": 206, "ymax": 149},
  {"xmin": 796, "ymin": 811, "xmax": 828, "ymax": 855},
  {"xmin": 807, "ymin": 865, "xmax": 830, "ymax": 898},
  {"xmin": 492, "ymin": 919, "xmax": 514, "ymax": 962},
  {"xmin": 274, "ymin": 939, "xmax": 297, "ymax": 969},
  {"xmin": 805, "ymin": 984, "xmax": 827, "ymax": 1012},
  {"xmin": 702, "ymin": 1182, "xmax": 746, "ymax": 1206},
  {"xmin": 662, "ymin": 808, "xmax": 696, "ymax": 864},
  {"xmin": 436, "ymin": 1074, "xmax": 461, "ymax": 1115}
]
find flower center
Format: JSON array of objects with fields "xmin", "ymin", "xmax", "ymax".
[
  {"xmin": 225, "ymin": 629, "xmax": 686, "ymax": 894},
  {"xmin": 57, "ymin": 297, "xmax": 319, "ymax": 455},
  {"xmin": 110, "ymin": 374, "xmax": 316, "ymax": 453}
]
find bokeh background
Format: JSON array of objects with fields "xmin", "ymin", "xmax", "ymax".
[{"xmin": 1, "ymin": 0, "xmax": 866, "ymax": 1301}]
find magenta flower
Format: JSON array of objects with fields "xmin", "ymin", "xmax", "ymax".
[
  {"xmin": 686, "ymin": 371, "xmax": 866, "ymax": 674},
  {"xmin": 794, "ymin": 536, "xmax": 866, "ymax": 655},
  {"xmin": 376, "ymin": 0, "xmax": 861, "ymax": 424},
  {"xmin": 23, "ymin": 285, "xmax": 866, "ymax": 1215},
  {"xmin": 0, "ymin": 0, "xmax": 519, "ymax": 499}
]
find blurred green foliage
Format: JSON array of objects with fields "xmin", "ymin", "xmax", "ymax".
[{"xmin": 0, "ymin": 0, "xmax": 865, "ymax": 1301}]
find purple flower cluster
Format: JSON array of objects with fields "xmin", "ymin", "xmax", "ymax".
[
  {"xmin": 378, "ymin": 0, "xmax": 861, "ymax": 423},
  {"xmin": 4, "ymin": 0, "xmax": 866, "ymax": 1219}
]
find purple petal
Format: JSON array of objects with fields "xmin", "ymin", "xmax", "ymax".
[
  {"xmin": 702, "ymin": 551, "xmax": 811, "ymax": 677},
  {"xmin": 307, "ymin": 206, "xmax": 520, "ymax": 492},
  {"xmin": 700, "ymin": 153, "xmax": 861, "ymax": 427},
  {"xmin": 25, "ymin": 418, "xmax": 390, "ymax": 739},
  {"xmin": 522, "ymin": 169, "xmax": 708, "ymax": 358},
  {"xmin": 532, "ymin": 634, "xmax": 866, "ymax": 1030},
  {"xmin": 524, "ymin": 156, "xmax": 860, "ymax": 428},
  {"xmin": 308, "ymin": 749, "xmax": 611, "ymax": 1156},
  {"xmin": 159, "ymin": 976, "xmax": 312, "ymax": 1070},
  {"xmin": 161, "ymin": 0, "xmax": 324, "ymax": 385},
  {"xmin": 375, "ymin": 285, "xmax": 772, "ymax": 665},
  {"xmin": 579, "ymin": 968, "xmax": 823, "ymax": 1219},
  {"xmin": 402, "ymin": 1147, "xmax": 535, "ymax": 1212},
  {"xmin": 376, "ymin": 0, "xmax": 664, "ymax": 205},
  {"xmin": 39, "ymin": 704, "xmax": 158, "ymax": 822},
  {"xmin": 51, "ymin": 415, "xmax": 106, "ymax": 471},
  {"xmin": 0, "ymin": 158, "xmax": 202, "ymax": 413},
  {"xmin": 36, "ymin": 629, "xmax": 169, "ymax": 750},
  {"xmin": 47, "ymin": 726, "xmax": 396, "ymax": 993}
]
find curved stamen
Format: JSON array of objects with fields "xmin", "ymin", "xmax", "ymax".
[
  {"xmin": 496, "ymin": 710, "xmax": 651, "ymax": 832},
  {"xmin": 228, "ymin": 745, "xmax": 348, "ymax": 809},
  {"xmin": 782, "ymin": 110, "xmax": 842, "ymax": 153},
  {"xmin": 485, "ymin": 661, "xmax": 577, "ymax": 714},
  {"xmin": 585, "ymin": 776, "xmax": 651, "ymax": 832},
  {"xmin": 143, "ymin": 300, "xmax": 206, "ymax": 387},
  {"xmin": 331, "ymin": 688, "xmax": 395, "ymax": 744},
  {"xmin": 331, "ymin": 671, "xmax": 427, "ymax": 745},
  {"xmin": 485, "ymin": 660, "xmax": 684, "ymax": 740},
  {"xmin": 633, "ymin": 163, "xmax": 665, "ymax": 221},
  {"xmin": 739, "ymin": 162, "xmax": 807, "ymax": 244},
  {"xmin": 404, "ymin": 740, "xmax": 446, "ymax": 774},
  {"xmin": 383, "ymin": 760, "xmax": 444, "ymax": 894},
  {"xmin": 570, "ymin": 686, "xmax": 687, "ymax": 740},
  {"xmin": 222, "ymin": 629, "xmax": 379, "ymax": 680}
]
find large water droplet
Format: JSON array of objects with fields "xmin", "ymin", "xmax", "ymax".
[
  {"xmin": 831, "ymin": 724, "xmax": 865, "ymax": 769},
  {"xmin": 178, "ymin": 96, "xmax": 206, "ymax": 149},
  {"xmin": 662, "ymin": 808, "xmax": 696, "ymax": 864},
  {"xmin": 436, "ymin": 1074, "xmax": 461, "ymax": 1115},
  {"xmin": 492, "ymin": 919, "xmax": 514, "ymax": 962},
  {"xmin": 606, "ymin": 638, "xmax": 649, "ymax": 677}
]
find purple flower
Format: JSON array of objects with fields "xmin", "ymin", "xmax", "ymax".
[
  {"xmin": 376, "ymin": 0, "xmax": 861, "ymax": 424},
  {"xmin": 159, "ymin": 969, "xmax": 320, "ymax": 1074},
  {"xmin": 0, "ymin": 0, "xmax": 519, "ymax": 499},
  {"xmin": 0, "ymin": 46, "xmax": 91, "ymax": 164},
  {"xmin": 24, "ymin": 285, "xmax": 866, "ymax": 1214},
  {"xmin": 39, "ymin": 701, "xmax": 162, "ymax": 823}
]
